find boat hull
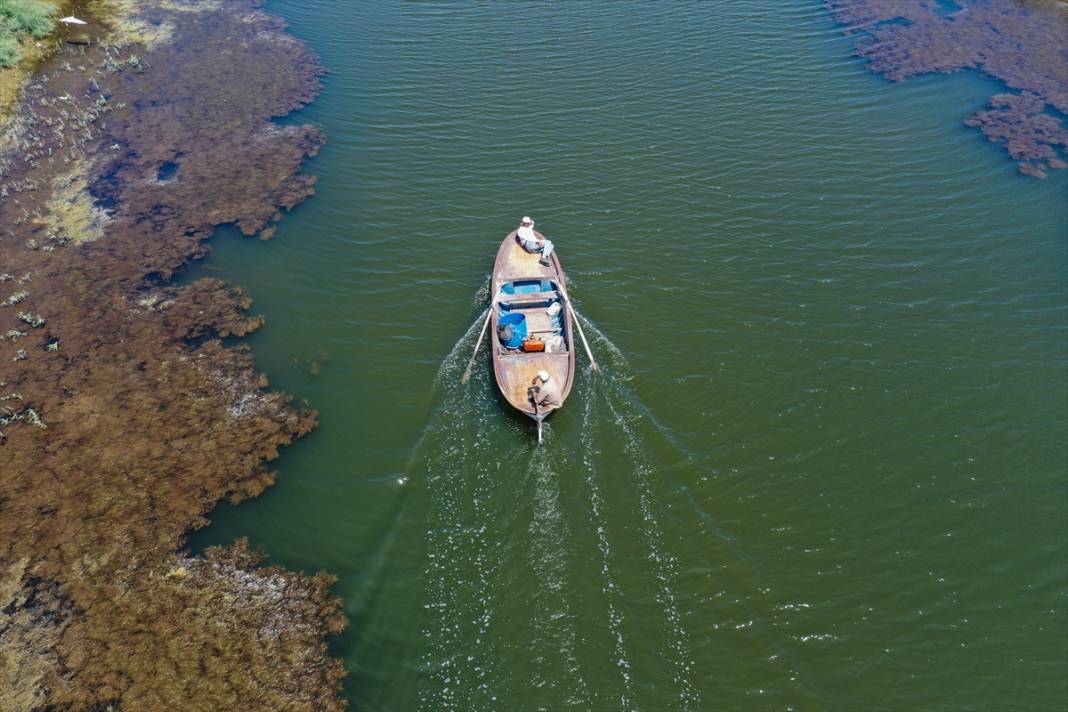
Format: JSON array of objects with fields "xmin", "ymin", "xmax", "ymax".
[{"xmin": 490, "ymin": 230, "xmax": 576, "ymax": 418}]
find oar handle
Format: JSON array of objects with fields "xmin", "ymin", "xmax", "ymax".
[{"xmin": 562, "ymin": 292, "xmax": 598, "ymax": 371}]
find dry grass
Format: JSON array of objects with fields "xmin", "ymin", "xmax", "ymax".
[{"xmin": 36, "ymin": 165, "xmax": 111, "ymax": 242}]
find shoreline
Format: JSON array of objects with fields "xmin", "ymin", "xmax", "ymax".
[
  {"xmin": 0, "ymin": 1, "xmax": 346, "ymax": 709},
  {"xmin": 0, "ymin": 0, "xmax": 84, "ymax": 122}
]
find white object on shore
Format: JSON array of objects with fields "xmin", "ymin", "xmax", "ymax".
[{"xmin": 59, "ymin": 16, "xmax": 88, "ymax": 25}]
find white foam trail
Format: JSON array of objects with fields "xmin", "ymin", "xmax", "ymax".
[
  {"xmin": 575, "ymin": 305, "xmax": 699, "ymax": 462},
  {"xmin": 433, "ymin": 306, "xmax": 489, "ymax": 390},
  {"xmin": 470, "ymin": 274, "xmax": 491, "ymax": 308},
  {"xmin": 600, "ymin": 387, "xmax": 701, "ymax": 710},
  {"xmin": 418, "ymin": 351, "xmax": 503, "ymax": 710},
  {"xmin": 526, "ymin": 446, "xmax": 591, "ymax": 707},
  {"xmin": 417, "ymin": 290, "xmax": 698, "ymax": 709},
  {"xmin": 573, "ymin": 307, "xmax": 631, "ymax": 373},
  {"xmin": 571, "ymin": 298, "xmax": 701, "ymax": 707},
  {"xmin": 579, "ymin": 391, "xmax": 637, "ymax": 711}
]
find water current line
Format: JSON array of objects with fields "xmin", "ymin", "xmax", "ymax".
[
  {"xmin": 579, "ymin": 388, "xmax": 637, "ymax": 711},
  {"xmin": 418, "ymin": 322, "xmax": 504, "ymax": 711},
  {"xmin": 422, "ymin": 304, "xmax": 597, "ymax": 708},
  {"xmin": 432, "ymin": 307, "xmax": 490, "ymax": 391},
  {"xmin": 525, "ymin": 444, "xmax": 592, "ymax": 707},
  {"xmin": 568, "ymin": 303, "xmax": 701, "ymax": 709},
  {"xmin": 574, "ymin": 309, "xmax": 631, "ymax": 373},
  {"xmin": 576, "ymin": 310, "xmax": 705, "ymax": 466},
  {"xmin": 420, "ymin": 300, "xmax": 699, "ymax": 709},
  {"xmin": 600, "ymin": 386, "xmax": 701, "ymax": 710}
]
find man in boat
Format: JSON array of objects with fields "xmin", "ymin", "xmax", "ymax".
[
  {"xmin": 516, "ymin": 216, "xmax": 555, "ymax": 267},
  {"xmin": 529, "ymin": 370, "xmax": 563, "ymax": 409}
]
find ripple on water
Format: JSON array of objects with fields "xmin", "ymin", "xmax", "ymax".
[{"xmin": 203, "ymin": 0, "xmax": 1067, "ymax": 708}]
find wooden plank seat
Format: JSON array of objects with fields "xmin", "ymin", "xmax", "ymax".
[{"xmin": 497, "ymin": 290, "xmax": 559, "ymax": 306}]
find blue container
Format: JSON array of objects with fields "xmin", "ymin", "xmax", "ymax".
[{"xmin": 498, "ymin": 312, "xmax": 527, "ymax": 349}]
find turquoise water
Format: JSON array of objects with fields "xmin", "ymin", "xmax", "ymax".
[{"xmin": 188, "ymin": 2, "xmax": 1068, "ymax": 709}]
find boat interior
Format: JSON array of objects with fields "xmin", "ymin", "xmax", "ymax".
[{"xmin": 495, "ymin": 279, "xmax": 570, "ymax": 355}]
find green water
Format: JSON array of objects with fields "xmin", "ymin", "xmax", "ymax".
[{"xmin": 188, "ymin": 2, "xmax": 1068, "ymax": 709}]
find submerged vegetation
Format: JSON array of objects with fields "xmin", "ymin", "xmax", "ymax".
[
  {"xmin": 0, "ymin": 0, "xmax": 343, "ymax": 708},
  {"xmin": 829, "ymin": 0, "xmax": 1068, "ymax": 177},
  {"xmin": 0, "ymin": 0, "xmax": 57, "ymax": 67}
]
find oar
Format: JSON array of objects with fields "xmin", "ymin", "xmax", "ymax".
[
  {"xmin": 563, "ymin": 296, "xmax": 598, "ymax": 371},
  {"xmin": 461, "ymin": 308, "xmax": 492, "ymax": 384}
]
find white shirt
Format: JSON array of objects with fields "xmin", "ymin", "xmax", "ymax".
[
  {"xmin": 534, "ymin": 377, "xmax": 563, "ymax": 408},
  {"xmin": 517, "ymin": 225, "xmax": 537, "ymax": 243}
]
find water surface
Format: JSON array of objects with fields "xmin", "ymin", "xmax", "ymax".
[{"xmin": 190, "ymin": 2, "xmax": 1067, "ymax": 709}]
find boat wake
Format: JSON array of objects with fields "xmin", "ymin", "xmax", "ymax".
[
  {"xmin": 432, "ymin": 305, "xmax": 490, "ymax": 391},
  {"xmin": 524, "ymin": 444, "xmax": 592, "ymax": 706},
  {"xmin": 574, "ymin": 308, "xmax": 631, "ymax": 374},
  {"xmin": 417, "ymin": 324, "xmax": 508, "ymax": 710},
  {"xmin": 578, "ymin": 392, "xmax": 638, "ymax": 709},
  {"xmin": 572, "ymin": 306, "xmax": 702, "ymax": 710},
  {"xmin": 602, "ymin": 384, "xmax": 701, "ymax": 709},
  {"xmin": 414, "ymin": 304, "xmax": 700, "ymax": 709}
]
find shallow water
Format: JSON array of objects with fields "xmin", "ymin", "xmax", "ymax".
[{"xmin": 188, "ymin": 2, "xmax": 1067, "ymax": 709}]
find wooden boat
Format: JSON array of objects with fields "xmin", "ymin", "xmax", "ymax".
[{"xmin": 490, "ymin": 229, "xmax": 576, "ymax": 441}]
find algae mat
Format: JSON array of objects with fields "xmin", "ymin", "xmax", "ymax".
[{"xmin": 191, "ymin": 1, "xmax": 1068, "ymax": 709}]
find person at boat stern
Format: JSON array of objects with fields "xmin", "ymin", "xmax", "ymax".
[
  {"xmin": 529, "ymin": 370, "xmax": 563, "ymax": 409},
  {"xmin": 517, "ymin": 216, "xmax": 555, "ymax": 266}
]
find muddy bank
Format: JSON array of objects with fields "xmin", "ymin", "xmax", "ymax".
[
  {"xmin": 0, "ymin": 1, "xmax": 346, "ymax": 709},
  {"xmin": 828, "ymin": 0, "xmax": 1068, "ymax": 178}
]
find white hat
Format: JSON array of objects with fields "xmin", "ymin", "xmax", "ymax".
[
  {"xmin": 521, "ymin": 216, "xmax": 534, "ymax": 226},
  {"xmin": 536, "ymin": 370, "xmax": 551, "ymax": 382}
]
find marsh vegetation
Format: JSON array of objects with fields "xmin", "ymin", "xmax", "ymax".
[
  {"xmin": 0, "ymin": 0, "xmax": 57, "ymax": 67},
  {"xmin": 0, "ymin": 1, "xmax": 343, "ymax": 708}
]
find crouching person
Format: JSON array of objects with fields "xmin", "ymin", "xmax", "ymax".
[{"xmin": 529, "ymin": 370, "xmax": 562, "ymax": 409}]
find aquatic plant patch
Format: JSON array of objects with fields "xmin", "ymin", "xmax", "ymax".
[
  {"xmin": 0, "ymin": 1, "xmax": 346, "ymax": 709},
  {"xmin": 828, "ymin": 0, "xmax": 1068, "ymax": 177}
]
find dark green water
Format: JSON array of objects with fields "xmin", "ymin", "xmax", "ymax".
[{"xmin": 188, "ymin": 2, "xmax": 1068, "ymax": 709}]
